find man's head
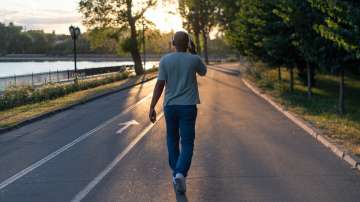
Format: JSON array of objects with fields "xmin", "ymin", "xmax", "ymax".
[{"xmin": 172, "ymin": 31, "xmax": 190, "ymax": 51}]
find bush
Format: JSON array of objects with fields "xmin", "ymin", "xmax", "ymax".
[
  {"xmin": 145, "ymin": 66, "xmax": 159, "ymax": 74},
  {"xmin": 0, "ymin": 86, "xmax": 33, "ymax": 110},
  {"xmin": 0, "ymin": 71, "xmax": 131, "ymax": 111}
]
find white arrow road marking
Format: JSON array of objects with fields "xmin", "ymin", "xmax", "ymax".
[
  {"xmin": 71, "ymin": 112, "xmax": 164, "ymax": 202},
  {"xmin": 0, "ymin": 93, "xmax": 152, "ymax": 191},
  {"xmin": 116, "ymin": 120, "xmax": 139, "ymax": 134}
]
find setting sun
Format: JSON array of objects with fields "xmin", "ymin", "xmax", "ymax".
[{"xmin": 145, "ymin": 1, "xmax": 184, "ymax": 32}]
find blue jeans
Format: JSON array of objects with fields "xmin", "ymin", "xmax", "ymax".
[{"xmin": 164, "ymin": 105, "xmax": 197, "ymax": 177}]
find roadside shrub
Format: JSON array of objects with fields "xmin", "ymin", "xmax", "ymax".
[
  {"xmin": 146, "ymin": 66, "xmax": 159, "ymax": 74},
  {"xmin": 0, "ymin": 71, "xmax": 133, "ymax": 111},
  {"xmin": 0, "ymin": 86, "xmax": 34, "ymax": 110}
]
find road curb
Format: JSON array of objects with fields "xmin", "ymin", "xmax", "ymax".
[
  {"xmin": 242, "ymin": 78, "xmax": 360, "ymax": 172},
  {"xmin": 0, "ymin": 75, "xmax": 157, "ymax": 135}
]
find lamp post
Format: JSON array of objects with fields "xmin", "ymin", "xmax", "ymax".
[
  {"xmin": 142, "ymin": 19, "xmax": 146, "ymax": 70},
  {"xmin": 69, "ymin": 25, "xmax": 81, "ymax": 84}
]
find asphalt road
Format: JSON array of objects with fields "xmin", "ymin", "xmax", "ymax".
[{"xmin": 0, "ymin": 63, "xmax": 359, "ymax": 202}]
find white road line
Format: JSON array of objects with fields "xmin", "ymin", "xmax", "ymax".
[
  {"xmin": 0, "ymin": 94, "xmax": 152, "ymax": 191},
  {"xmin": 71, "ymin": 112, "xmax": 164, "ymax": 202}
]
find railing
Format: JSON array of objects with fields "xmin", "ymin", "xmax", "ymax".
[{"xmin": 0, "ymin": 65, "xmax": 133, "ymax": 91}]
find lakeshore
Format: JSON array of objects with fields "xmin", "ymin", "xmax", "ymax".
[{"xmin": 0, "ymin": 54, "xmax": 162, "ymax": 62}]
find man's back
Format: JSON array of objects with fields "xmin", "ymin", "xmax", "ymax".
[
  {"xmin": 149, "ymin": 31, "xmax": 207, "ymax": 195},
  {"xmin": 158, "ymin": 52, "xmax": 207, "ymax": 106}
]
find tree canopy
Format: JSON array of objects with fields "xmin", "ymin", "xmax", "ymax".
[
  {"xmin": 219, "ymin": 0, "xmax": 360, "ymax": 113},
  {"xmin": 79, "ymin": 0, "xmax": 156, "ymax": 75}
]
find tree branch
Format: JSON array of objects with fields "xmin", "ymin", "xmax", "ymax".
[{"xmin": 134, "ymin": 0, "xmax": 157, "ymax": 21}]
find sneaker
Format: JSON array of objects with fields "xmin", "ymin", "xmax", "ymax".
[{"xmin": 174, "ymin": 173, "xmax": 186, "ymax": 194}]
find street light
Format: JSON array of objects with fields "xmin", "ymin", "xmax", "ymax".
[
  {"xmin": 69, "ymin": 25, "xmax": 81, "ymax": 84},
  {"xmin": 142, "ymin": 19, "xmax": 146, "ymax": 70}
]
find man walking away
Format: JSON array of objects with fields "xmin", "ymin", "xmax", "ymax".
[{"xmin": 149, "ymin": 31, "xmax": 207, "ymax": 195}]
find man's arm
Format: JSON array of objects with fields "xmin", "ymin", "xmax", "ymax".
[
  {"xmin": 149, "ymin": 80, "xmax": 165, "ymax": 123},
  {"xmin": 196, "ymin": 57, "xmax": 207, "ymax": 76}
]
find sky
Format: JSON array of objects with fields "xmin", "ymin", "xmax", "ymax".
[{"xmin": 0, "ymin": 0, "xmax": 184, "ymax": 34}]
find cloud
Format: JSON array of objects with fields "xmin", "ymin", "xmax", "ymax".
[
  {"xmin": 0, "ymin": 8, "xmax": 83, "ymax": 33},
  {"xmin": 17, "ymin": 16, "xmax": 80, "ymax": 25},
  {"xmin": 0, "ymin": 9, "xmax": 19, "ymax": 17}
]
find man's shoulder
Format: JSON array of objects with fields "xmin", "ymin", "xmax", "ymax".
[
  {"xmin": 161, "ymin": 52, "xmax": 201, "ymax": 62},
  {"xmin": 160, "ymin": 53, "xmax": 176, "ymax": 62},
  {"xmin": 189, "ymin": 54, "xmax": 202, "ymax": 61}
]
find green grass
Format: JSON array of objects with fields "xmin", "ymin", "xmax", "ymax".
[{"xmin": 246, "ymin": 64, "xmax": 360, "ymax": 155}]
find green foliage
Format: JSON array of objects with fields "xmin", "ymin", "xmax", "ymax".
[
  {"xmin": 309, "ymin": 0, "xmax": 360, "ymax": 72},
  {"xmin": 310, "ymin": 0, "xmax": 360, "ymax": 55},
  {"xmin": 221, "ymin": 0, "xmax": 360, "ymax": 114},
  {"xmin": 0, "ymin": 72, "xmax": 130, "ymax": 111},
  {"xmin": 143, "ymin": 29, "xmax": 173, "ymax": 54},
  {"xmin": 179, "ymin": 0, "xmax": 220, "ymax": 62},
  {"xmin": 207, "ymin": 34, "xmax": 237, "ymax": 56},
  {"xmin": 87, "ymin": 28, "xmax": 119, "ymax": 53},
  {"xmin": 0, "ymin": 22, "xmax": 111, "ymax": 55},
  {"xmin": 218, "ymin": 0, "xmax": 241, "ymax": 30},
  {"xmin": 120, "ymin": 37, "xmax": 134, "ymax": 53},
  {"xmin": 179, "ymin": 0, "xmax": 202, "ymax": 35},
  {"xmin": 0, "ymin": 22, "xmax": 179, "ymax": 56},
  {"xmin": 222, "ymin": 0, "xmax": 360, "ymax": 73},
  {"xmin": 226, "ymin": 0, "xmax": 296, "ymax": 88},
  {"xmin": 79, "ymin": 0, "xmax": 157, "ymax": 75}
]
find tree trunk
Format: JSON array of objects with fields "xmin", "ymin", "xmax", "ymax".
[
  {"xmin": 202, "ymin": 31, "xmax": 209, "ymax": 64},
  {"xmin": 278, "ymin": 67, "xmax": 282, "ymax": 82},
  {"xmin": 127, "ymin": 2, "xmax": 143, "ymax": 75},
  {"xmin": 130, "ymin": 21, "xmax": 144, "ymax": 75},
  {"xmin": 289, "ymin": 67, "xmax": 294, "ymax": 92},
  {"xmin": 307, "ymin": 63, "xmax": 312, "ymax": 99},
  {"xmin": 339, "ymin": 69, "xmax": 345, "ymax": 115},
  {"xmin": 194, "ymin": 32, "xmax": 201, "ymax": 55}
]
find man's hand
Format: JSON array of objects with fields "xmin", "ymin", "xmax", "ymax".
[
  {"xmin": 149, "ymin": 80, "xmax": 165, "ymax": 123},
  {"xmin": 149, "ymin": 107, "xmax": 157, "ymax": 123}
]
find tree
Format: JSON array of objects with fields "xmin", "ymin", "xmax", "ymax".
[
  {"xmin": 87, "ymin": 28, "xmax": 121, "ymax": 54},
  {"xmin": 218, "ymin": 0, "xmax": 241, "ymax": 31},
  {"xmin": 198, "ymin": 0, "xmax": 219, "ymax": 64},
  {"xmin": 225, "ymin": 0, "xmax": 300, "ymax": 92},
  {"xmin": 26, "ymin": 30, "xmax": 50, "ymax": 53},
  {"xmin": 0, "ymin": 23, "xmax": 8, "ymax": 55},
  {"xmin": 179, "ymin": 0, "xmax": 219, "ymax": 64},
  {"xmin": 179, "ymin": 0, "xmax": 202, "ymax": 54},
  {"xmin": 142, "ymin": 29, "xmax": 174, "ymax": 54},
  {"xmin": 79, "ymin": 0, "xmax": 156, "ymax": 75},
  {"xmin": 207, "ymin": 34, "xmax": 236, "ymax": 56},
  {"xmin": 309, "ymin": 0, "xmax": 360, "ymax": 114},
  {"xmin": 273, "ymin": 0, "xmax": 325, "ymax": 97},
  {"xmin": 0, "ymin": 22, "xmax": 23, "ymax": 54}
]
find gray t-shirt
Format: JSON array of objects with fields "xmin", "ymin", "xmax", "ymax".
[{"xmin": 158, "ymin": 52, "xmax": 207, "ymax": 106}]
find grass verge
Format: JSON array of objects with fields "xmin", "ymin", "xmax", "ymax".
[
  {"xmin": 0, "ymin": 71, "xmax": 157, "ymax": 128},
  {"xmin": 245, "ymin": 63, "xmax": 360, "ymax": 156}
]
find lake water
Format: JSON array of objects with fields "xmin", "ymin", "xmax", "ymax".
[{"xmin": 0, "ymin": 61, "xmax": 158, "ymax": 78}]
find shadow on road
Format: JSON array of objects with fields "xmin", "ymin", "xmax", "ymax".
[
  {"xmin": 204, "ymin": 76, "xmax": 248, "ymax": 93},
  {"xmin": 208, "ymin": 65, "xmax": 241, "ymax": 76},
  {"xmin": 134, "ymin": 74, "xmax": 149, "ymax": 99},
  {"xmin": 172, "ymin": 182, "xmax": 189, "ymax": 202},
  {"xmin": 175, "ymin": 193, "xmax": 189, "ymax": 202}
]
